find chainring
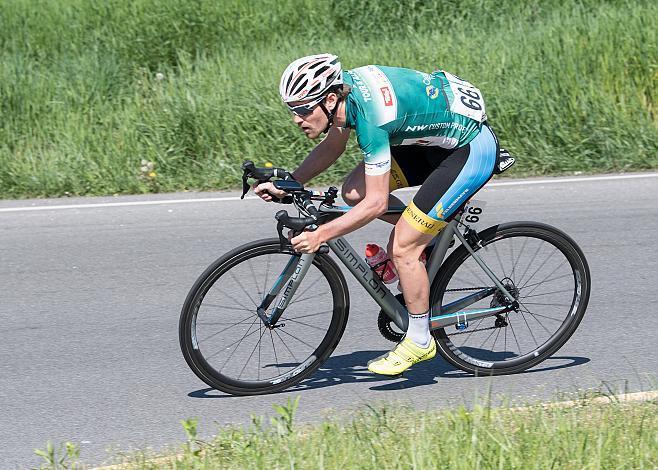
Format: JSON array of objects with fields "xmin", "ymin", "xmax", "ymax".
[{"xmin": 377, "ymin": 293, "xmax": 406, "ymax": 342}]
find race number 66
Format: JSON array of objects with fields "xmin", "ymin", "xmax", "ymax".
[
  {"xmin": 457, "ymin": 87, "xmax": 482, "ymax": 111},
  {"xmin": 461, "ymin": 200, "xmax": 486, "ymax": 227}
]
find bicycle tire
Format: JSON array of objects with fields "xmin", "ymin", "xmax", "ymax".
[
  {"xmin": 179, "ymin": 238, "xmax": 350, "ymax": 395},
  {"xmin": 431, "ymin": 222, "xmax": 590, "ymax": 375}
]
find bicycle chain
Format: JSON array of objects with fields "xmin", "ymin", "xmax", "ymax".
[
  {"xmin": 445, "ymin": 287, "xmax": 490, "ymax": 292},
  {"xmin": 444, "ymin": 286, "xmax": 506, "ymax": 336}
]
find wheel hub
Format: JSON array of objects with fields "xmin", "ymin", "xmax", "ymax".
[{"xmin": 491, "ymin": 277, "xmax": 519, "ymax": 308}]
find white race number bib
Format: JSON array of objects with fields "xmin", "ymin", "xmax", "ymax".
[
  {"xmin": 460, "ymin": 199, "xmax": 487, "ymax": 228},
  {"xmin": 442, "ymin": 71, "xmax": 487, "ymax": 123}
]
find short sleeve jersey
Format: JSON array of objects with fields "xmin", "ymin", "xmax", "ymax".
[{"xmin": 343, "ymin": 65, "xmax": 486, "ymax": 176}]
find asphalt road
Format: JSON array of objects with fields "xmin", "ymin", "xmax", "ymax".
[{"xmin": 1, "ymin": 173, "xmax": 657, "ymax": 468}]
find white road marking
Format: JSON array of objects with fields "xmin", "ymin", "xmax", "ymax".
[{"xmin": 1, "ymin": 173, "xmax": 657, "ymax": 213}]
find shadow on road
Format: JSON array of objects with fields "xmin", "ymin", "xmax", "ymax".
[{"xmin": 187, "ymin": 351, "xmax": 590, "ymax": 398}]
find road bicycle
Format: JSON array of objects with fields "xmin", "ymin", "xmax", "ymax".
[{"xmin": 179, "ymin": 157, "xmax": 591, "ymax": 396}]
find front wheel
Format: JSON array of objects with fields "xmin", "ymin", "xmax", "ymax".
[
  {"xmin": 431, "ymin": 222, "xmax": 590, "ymax": 375},
  {"xmin": 179, "ymin": 238, "xmax": 350, "ymax": 395}
]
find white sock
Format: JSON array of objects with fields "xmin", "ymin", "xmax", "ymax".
[{"xmin": 407, "ymin": 310, "xmax": 431, "ymax": 348}]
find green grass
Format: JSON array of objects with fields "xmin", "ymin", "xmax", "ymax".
[
  {"xmin": 33, "ymin": 395, "xmax": 658, "ymax": 469},
  {"xmin": 1, "ymin": 0, "xmax": 657, "ymax": 198}
]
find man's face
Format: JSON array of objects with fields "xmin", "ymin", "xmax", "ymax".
[
  {"xmin": 287, "ymin": 100, "xmax": 326, "ymax": 139},
  {"xmin": 286, "ymin": 93, "xmax": 337, "ymax": 139}
]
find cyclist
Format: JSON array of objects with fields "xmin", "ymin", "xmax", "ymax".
[{"xmin": 254, "ymin": 53, "xmax": 499, "ymax": 376}]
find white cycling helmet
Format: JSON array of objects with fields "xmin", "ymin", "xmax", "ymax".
[{"xmin": 279, "ymin": 54, "xmax": 343, "ymax": 104}]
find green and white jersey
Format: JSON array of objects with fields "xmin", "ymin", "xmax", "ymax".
[{"xmin": 343, "ymin": 65, "xmax": 486, "ymax": 176}]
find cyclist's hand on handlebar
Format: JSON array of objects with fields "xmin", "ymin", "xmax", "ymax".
[
  {"xmin": 291, "ymin": 230, "xmax": 323, "ymax": 254},
  {"xmin": 252, "ymin": 181, "xmax": 287, "ymax": 202}
]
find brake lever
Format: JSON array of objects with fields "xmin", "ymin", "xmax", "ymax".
[
  {"xmin": 240, "ymin": 160, "xmax": 255, "ymax": 199},
  {"xmin": 241, "ymin": 175, "xmax": 250, "ymax": 199},
  {"xmin": 275, "ymin": 215, "xmax": 295, "ymax": 253},
  {"xmin": 275, "ymin": 210, "xmax": 329, "ymax": 254}
]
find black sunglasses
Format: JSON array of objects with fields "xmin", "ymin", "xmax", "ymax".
[{"xmin": 287, "ymin": 95, "xmax": 325, "ymax": 117}]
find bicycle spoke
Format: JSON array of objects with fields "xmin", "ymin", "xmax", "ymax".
[
  {"xmin": 464, "ymin": 260, "xmax": 490, "ymax": 288},
  {"xmin": 491, "ymin": 327, "xmax": 502, "ymax": 352},
  {"xmin": 238, "ymin": 327, "xmax": 267, "ymax": 380},
  {"xmin": 228, "ymin": 270, "xmax": 259, "ymax": 308},
  {"xmin": 509, "ymin": 237, "xmax": 516, "ymax": 281},
  {"xmin": 281, "ymin": 310, "xmax": 333, "ymax": 321},
  {"xmin": 269, "ymin": 330, "xmax": 282, "ymax": 376},
  {"xmin": 199, "ymin": 303, "xmax": 255, "ymax": 313},
  {"xmin": 478, "ymin": 326, "xmax": 498, "ymax": 350},
  {"xmin": 517, "ymin": 240, "xmax": 543, "ymax": 287},
  {"xmin": 206, "ymin": 317, "xmax": 259, "ymax": 365},
  {"xmin": 491, "ymin": 242, "xmax": 507, "ymax": 280},
  {"xmin": 198, "ymin": 315, "xmax": 255, "ymax": 342},
  {"xmin": 518, "ymin": 309, "xmax": 563, "ymax": 322},
  {"xmin": 280, "ymin": 317, "xmax": 327, "ymax": 331},
  {"xmin": 504, "ymin": 319, "xmax": 508, "ymax": 353},
  {"xmin": 289, "ymin": 291, "xmax": 331, "ymax": 305},
  {"xmin": 520, "ymin": 259, "xmax": 568, "ymax": 293},
  {"xmin": 479, "ymin": 324, "xmax": 496, "ymax": 349},
  {"xmin": 261, "ymin": 254, "xmax": 272, "ymax": 303},
  {"xmin": 288, "ymin": 273, "xmax": 325, "ymax": 305},
  {"xmin": 518, "ymin": 310, "xmax": 539, "ymax": 348},
  {"xmin": 521, "ymin": 288, "xmax": 574, "ymax": 299},
  {"xmin": 277, "ymin": 327, "xmax": 317, "ymax": 350},
  {"xmin": 507, "ymin": 316, "xmax": 523, "ymax": 355},
  {"xmin": 521, "ymin": 301, "xmax": 572, "ymax": 307},
  {"xmin": 246, "ymin": 258, "xmax": 263, "ymax": 301},
  {"xmin": 510, "ymin": 236, "xmax": 530, "ymax": 284},
  {"xmin": 518, "ymin": 306, "xmax": 555, "ymax": 335},
  {"xmin": 258, "ymin": 322, "xmax": 262, "ymax": 380},
  {"xmin": 273, "ymin": 329, "xmax": 300, "ymax": 363},
  {"xmin": 210, "ymin": 288, "xmax": 254, "ymax": 312},
  {"xmin": 519, "ymin": 247, "xmax": 559, "ymax": 291},
  {"xmin": 519, "ymin": 272, "xmax": 573, "ymax": 291}
]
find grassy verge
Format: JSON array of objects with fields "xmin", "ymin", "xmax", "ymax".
[
  {"xmin": 33, "ymin": 394, "xmax": 658, "ymax": 469},
  {"xmin": 1, "ymin": 0, "xmax": 657, "ymax": 198}
]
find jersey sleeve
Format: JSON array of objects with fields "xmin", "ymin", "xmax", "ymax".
[{"xmin": 356, "ymin": 121, "xmax": 392, "ymax": 176}]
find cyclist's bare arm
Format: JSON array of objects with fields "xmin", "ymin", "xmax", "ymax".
[
  {"xmin": 254, "ymin": 126, "xmax": 350, "ymax": 202},
  {"xmin": 291, "ymin": 126, "xmax": 351, "ymax": 184},
  {"xmin": 315, "ymin": 170, "xmax": 390, "ymax": 242}
]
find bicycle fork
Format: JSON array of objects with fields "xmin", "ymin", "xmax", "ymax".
[{"xmin": 256, "ymin": 253, "xmax": 315, "ymax": 328}]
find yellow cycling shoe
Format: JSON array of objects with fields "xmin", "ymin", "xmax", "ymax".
[{"xmin": 367, "ymin": 337, "xmax": 436, "ymax": 376}]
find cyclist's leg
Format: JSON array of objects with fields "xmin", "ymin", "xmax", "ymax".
[
  {"xmin": 394, "ymin": 123, "xmax": 499, "ymax": 312},
  {"xmin": 341, "ymin": 158, "xmax": 413, "ymax": 225},
  {"xmin": 368, "ymin": 125, "xmax": 498, "ymax": 375}
]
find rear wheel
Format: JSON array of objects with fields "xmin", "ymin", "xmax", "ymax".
[
  {"xmin": 179, "ymin": 239, "xmax": 350, "ymax": 395},
  {"xmin": 431, "ymin": 222, "xmax": 590, "ymax": 375}
]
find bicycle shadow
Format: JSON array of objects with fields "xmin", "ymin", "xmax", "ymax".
[
  {"xmin": 369, "ymin": 351, "xmax": 591, "ymax": 391},
  {"xmin": 187, "ymin": 349, "xmax": 590, "ymax": 397}
]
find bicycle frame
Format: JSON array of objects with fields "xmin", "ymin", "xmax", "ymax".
[{"xmin": 257, "ymin": 206, "xmax": 517, "ymax": 332}]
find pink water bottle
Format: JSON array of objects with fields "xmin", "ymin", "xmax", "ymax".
[{"xmin": 365, "ymin": 244, "xmax": 399, "ymax": 284}]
